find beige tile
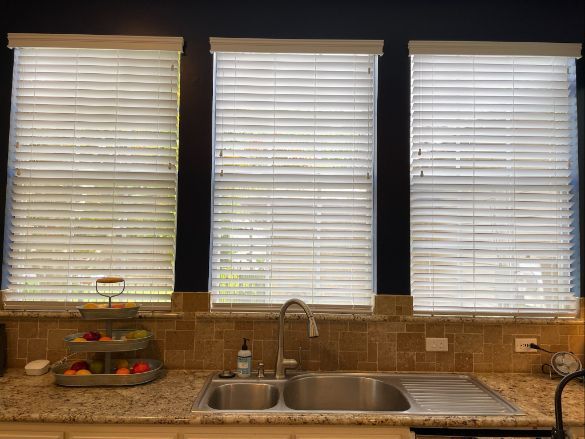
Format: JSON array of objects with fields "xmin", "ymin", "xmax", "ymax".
[
  {"xmin": 454, "ymin": 333, "xmax": 483, "ymax": 353},
  {"xmin": 367, "ymin": 342, "xmax": 377, "ymax": 362},
  {"xmin": 445, "ymin": 323, "xmax": 464, "ymax": 333},
  {"xmin": 18, "ymin": 320, "xmax": 39, "ymax": 338},
  {"xmin": 454, "ymin": 353, "xmax": 473, "ymax": 372},
  {"xmin": 170, "ymin": 292, "xmax": 183, "ymax": 312},
  {"xmin": 47, "ymin": 328, "xmax": 73, "ymax": 351},
  {"xmin": 397, "ymin": 333, "xmax": 425, "ymax": 352},
  {"xmin": 194, "ymin": 321, "xmax": 214, "ymax": 339},
  {"xmin": 339, "ymin": 331, "xmax": 367, "ymax": 351},
  {"xmin": 406, "ymin": 323, "xmax": 425, "ymax": 333},
  {"xmin": 374, "ymin": 295, "xmax": 396, "ymax": 315},
  {"xmin": 164, "ymin": 350, "xmax": 185, "ymax": 368},
  {"xmin": 224, "ymin": 329, "xmax": 254, "ymax": 351},
  {"xmin": 38, "ymin": 320, "xmax": 59, "ymax": 339},
  {"xmin": 568, "ymin": 335, "xmax": 585, "ymax": 354},
  {"xmin": 425, "ymin": 323, "xmax": 445, "ymax": 338},
  {"xmin": 559, "ymin": 325, "xmax": 580, "ymax": 335},
  {"xmin": 27, "ymin": 338, "xmax": 47, "ymax": 359},
  {"xmin": 435, "ymin": 351, "xmax": 454, "ymax": 372},
  {"xmin": 253, "ymin": 321, "xmax": 277, "ymax": 340},
  {"xmin": 17, "ymin": 339, "xmax": 28, "ymax": 359},
  {"xmin": 378, "ymin": 342, "xmax": 397, "ymax": 371},
  {"xmin": 463, "ymin": 323, "xmax": 483, "ymax": 334},
  {"xmin": 176, "ymin": 320, "xmax": 195, "ymax": 330},
  {"xmin": 165, "ymin": 330, "xmax": 195, "ymax": 350},
  {"xmin": 182, "ymin": 292, "xmax": 210, "ymax": 312},
  {"xmin": 540, "ymin": 326, "xmax": 560, "ymax": 345},
  {"xmin": 396, "ymin": 352, "xmax": 416, "ymax": 371},
  {"xmin": 203, "ymin": 339, "xmax": 224, "ymax": 369},
  {"xmin": 235, "ymin": 321, "xmax": 253, "ymax": 330},
  {"xmin": 483, "ymin": 325, "xmax": 503, "ymax": 344},
  {"xmin": 357, "ymin": 361, "xmax": 377, "ymax": 371},
  {"xmin": 319, "ymin": 340, "xmax": 339, "ymax": 371}
]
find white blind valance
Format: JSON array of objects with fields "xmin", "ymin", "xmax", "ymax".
[
  {"xmin": 210, "ymin": 37, "xmax": 384, "ymax": 55},
  {"xmin": 410, "ymin": 52, "xmax": 580, "ymax": 316},
  {"xmin": 2, "ymin": 45, "xmax": 181, "ymax": 305},
  {"xmin": 409, "ymin": 41, "xmax": 582, "ymax": 58},
  {"xmin": 210, "ymin": 51, "xmax": 378, "ymax": 309},
  {"xmin": 8, "ymin": 33, "xmax": 184, "ymax": 52}
]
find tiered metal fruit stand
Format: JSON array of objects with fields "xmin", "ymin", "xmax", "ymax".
[{"xmin": 53, "ymin": 277, "xmax": 163, "ymax": 386}]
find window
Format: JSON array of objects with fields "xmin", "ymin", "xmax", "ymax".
[
  {"xmin": 209, "ymin": 38, "xmax": 382, "ymax": 310},
  {"xmin": 2, "ymin": 33, "xmax": 183, "ymax": 308},
  {"xmin": 409, "ymin": 41, "xmax": 582, "ymax": 316}
]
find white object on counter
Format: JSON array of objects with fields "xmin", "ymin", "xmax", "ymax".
[
  {"xmin": 24, "ymin": 359, "xmax": 50, "ymax": 376},
  {"xmin": 237, "ymin": 337, "xmax": 252, "ymax": 377}
]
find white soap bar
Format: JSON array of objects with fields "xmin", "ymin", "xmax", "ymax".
[{"xmin": 25, "ymin": 359, "xmax": 50, "ymax": 376}]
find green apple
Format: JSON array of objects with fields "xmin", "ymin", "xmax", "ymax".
[{"xmin": 89, "ymin": 360, "xmax": 104, "ymax": 374}]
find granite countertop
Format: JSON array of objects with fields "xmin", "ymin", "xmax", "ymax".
[{"xmin": 0, "ymin": 369, "xmax": 583, "ymax": 429}]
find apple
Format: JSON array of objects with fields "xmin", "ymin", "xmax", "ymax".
[
  {"xmin": 89, "ymin": 360, "xmax": 104, "ymax": 374},
  {"xmin": 70, "ymin": 361, "xmax": 90, "ymax": 371},
  {"xmin": 132, "ymin": 361, "xmax": 150, "ymax": 374},
  {"xmin": 82, "ymin": 331, "xmax": 101, "ymax": 341}
]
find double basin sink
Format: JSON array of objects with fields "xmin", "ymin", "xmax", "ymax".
[{"xmin": 193, "ymin": 372, "xmax": 522, "ymax": 415}]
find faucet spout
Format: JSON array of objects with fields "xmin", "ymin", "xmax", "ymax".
[{"xmin": 275, "ymin": 298, "xmax": 319, "ymax": 379}]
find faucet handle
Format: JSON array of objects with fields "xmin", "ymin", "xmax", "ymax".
[{"xmin": 257, "ymin": 362, "xmax": 265, "ymax": 378}]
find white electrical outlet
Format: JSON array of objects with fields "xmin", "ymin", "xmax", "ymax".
[
  {"xmin": 426, "ymin": 337, "xmax": 449, "ymax": 352},
  {"xmin": 515, "ymin": 338, "xmax": 537, "ymax": 352}
]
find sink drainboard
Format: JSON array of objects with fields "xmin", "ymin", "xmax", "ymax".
[{"xmin": 398, "ymin": 376, "xmax": 518, "ymax": 415}]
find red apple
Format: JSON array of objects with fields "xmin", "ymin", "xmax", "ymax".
[
  {"xmin": 132, "ymin": 362, "xmax": 150, "ymax": 374},
  {"xmin": 70, "ymin": 361, "xmax": 90, "ymax": 371},
  {"xmin": 82, "ymin": 331, "xmax": 101, "ymax": 341}
]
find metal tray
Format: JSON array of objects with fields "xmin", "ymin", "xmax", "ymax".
[
  {"xmin": 77, "ymin": 305, "xmax": 139, "ymax": 320},
  {"xmin": 64, "ymin": 330, "xmax": 153, "ymax": 352},
  {"xmin": 53, "ymin": 359, "xmax": 163, "ymax": 387}
]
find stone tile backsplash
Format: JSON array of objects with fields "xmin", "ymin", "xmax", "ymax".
[{"xmin": 1, "ymin": 294, "xmax": 583, "ymax": 374}]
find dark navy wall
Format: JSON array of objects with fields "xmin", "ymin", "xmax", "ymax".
[{"xmin": 0, "ymin": 0, "xmax": 583, "ymax": 295}]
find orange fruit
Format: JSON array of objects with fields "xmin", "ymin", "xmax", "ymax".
[
  {"xmin": 111, "ymin": 304, "xmax": 125, "ymax": 309},
  {"xmin": 115, "ymin": 367, "xmax": 130, "ymax": 375},
  {"xmin": 83, "ymin": 303, "xmax": 99, "ymax": 309},
  {"xmin": 75, "ymin": 369, "xmax": 92, "ymax": 375},
  {"xmin": 98, "ymin": 336, "xmax": 113, "ymax": 341},
  {"xmin": 72, "ymin": 337, "xmax": 88, "ymax": 342},
  {"xmin": 63, "ymin": 369, "xmax": 77, "ymax": 375}
]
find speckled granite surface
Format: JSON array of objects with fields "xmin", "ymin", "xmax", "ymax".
[{"xmin": 0, "ymin": 369, "xmax": 583, "ymax": 428}]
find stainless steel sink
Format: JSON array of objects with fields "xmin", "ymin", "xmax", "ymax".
[
  {"xmin": 284, "ymin": 375, "xmax": 410, "ymax": 411},
  {"xmin": 208, "ymin": 383, "xmax": 279, "ymax": 410},
  {"xmin": 192, "ymin": 372, "xmax": 522, "ymax": 415}
]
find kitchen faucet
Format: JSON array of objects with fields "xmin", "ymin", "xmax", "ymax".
[{"xmin": 275, "ymin": 298, "xmax": 319, "ymax": 379}]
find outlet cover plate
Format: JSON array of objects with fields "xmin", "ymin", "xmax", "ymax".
[
  {"xmin": 426, "ymin": 337, "xmax": 449, "ymax": 352},
  {"xmin": 515, "ymin": 338, "xmax": 537, "ymax": 353}
]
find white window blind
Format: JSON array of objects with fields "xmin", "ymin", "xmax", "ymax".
[
  {"xmin": 410, "ymin": 46, "xmax": 581, "ymax": 316},
  {"xmin": 2, "ymin": 41, "xmax": 181, "ymax": 307},
  {"xmin": 210, "ymin": 41, "xmax": 380, "ymax": 310}
]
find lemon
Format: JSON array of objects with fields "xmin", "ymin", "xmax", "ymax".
[{"xmin": 83, "ymin": 303, "xmax": 99, "ymax": 309}]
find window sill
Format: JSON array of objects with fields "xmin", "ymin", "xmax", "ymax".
[{"xmin": 0, "ymin": 309, "xmax": 181, "ymax": 319}]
